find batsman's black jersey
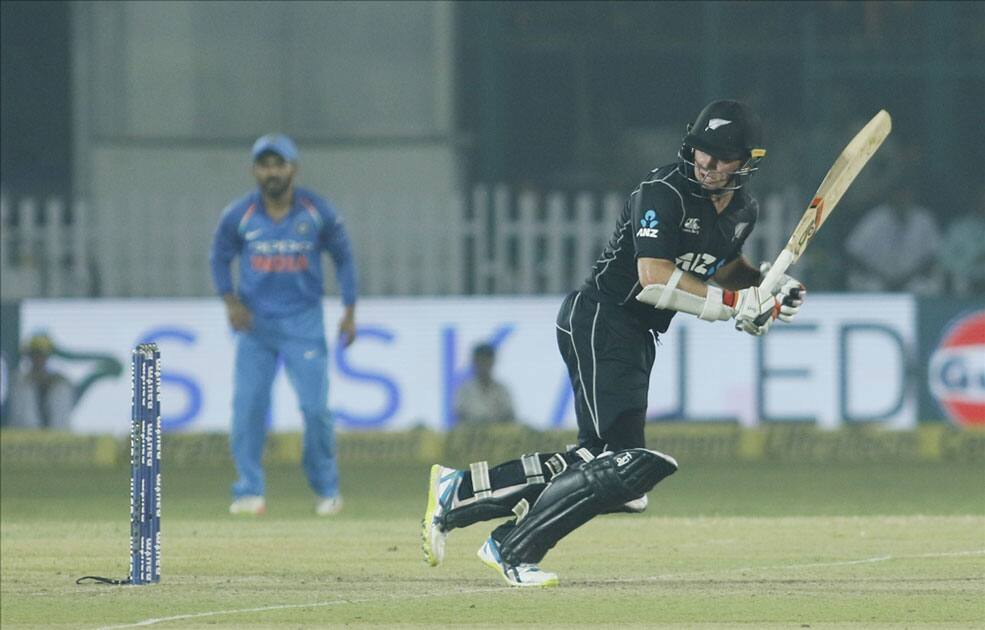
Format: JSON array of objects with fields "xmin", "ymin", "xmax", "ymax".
[{"xmin": 579, "ymin": 163, "xmax": 759, "ymax": 332}]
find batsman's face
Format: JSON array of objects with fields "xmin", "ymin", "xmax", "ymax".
[
  {"xmin": 253, "ymin": 153, "xmax": 296, "ymax": 199},
  {"xmin": 693, "ymin": 149, "xmax": 741, "ymax": 190}
]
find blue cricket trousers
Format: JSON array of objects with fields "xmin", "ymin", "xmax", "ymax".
[{"xmin": 230, "ymin": 305, "xmax": 339, "ymax": 499}]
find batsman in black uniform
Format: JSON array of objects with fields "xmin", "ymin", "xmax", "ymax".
[{"xmin": 421, "ymin": 100, "xmax": 806, "ymax": 587}]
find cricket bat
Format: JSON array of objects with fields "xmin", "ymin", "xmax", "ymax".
[{"xmin": 757, "ymin": 110, "xmax": 892, "ymax": 307}]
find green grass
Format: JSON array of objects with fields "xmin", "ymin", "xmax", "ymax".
[{"xmin": 2, "ymin": 460, "xmax": 984, "ymax": 628}]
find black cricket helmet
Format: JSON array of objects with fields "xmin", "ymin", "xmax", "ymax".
[{"xmin": 678, "ymin": 99, "xmax": 766, "ymax": 192}]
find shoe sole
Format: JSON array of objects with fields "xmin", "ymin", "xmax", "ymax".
[
  {"xmin": 421, "ymin": 464, "xmax": 442, "ymax": 567},
  {"xmin": 315, "ymin": 502, "xmax": 342, "ymax": 516},
  {"xmin": 229, "ymin": 506, "xmax": 265, "ymax": 516},
  {"xmin": 477, "ymin": 543, "xmax": 558, "ymax": 588}
]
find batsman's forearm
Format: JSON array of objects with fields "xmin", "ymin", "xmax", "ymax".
[
  {"xmin": 716, "ymin": 258, "xmax": 762, "ymax": 290},
  {"xmin": 638, "ymin": 257, "xmax": 709, "ymax": 297},
  {"xmin": 635, "ymin": 282, "xmax": 735, "ymax": 321}
]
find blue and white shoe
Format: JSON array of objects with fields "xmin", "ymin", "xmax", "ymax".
[
  {"xmin": 421, "ymin": 464, "xmax": 463, "ymax": 567},
  {"xmin": 477, "ymin": 536, "xmax": 559, "ymax": 587}
]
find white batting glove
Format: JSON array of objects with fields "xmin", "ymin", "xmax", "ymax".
[
  {"xmin": 776, "ymin": 279, "xmax": 806, "ymax": 323},
  {"xmin": 759, "ymin": 261, "xmax": 806, "ymax": 324},
  {"xmin": 728, "ymin": 285, "xmax": 780, "ymax": 336}
]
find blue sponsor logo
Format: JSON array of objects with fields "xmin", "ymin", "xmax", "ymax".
[{"xmin": 640, "ymin": 210, "xmax": 659, "ymax": 229}]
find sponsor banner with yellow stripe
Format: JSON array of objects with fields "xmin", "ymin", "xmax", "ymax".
[{"xmin": 2, "ymin": 425, "xmax": 982, "ymax": 468}]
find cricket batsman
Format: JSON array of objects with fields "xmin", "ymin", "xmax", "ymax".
[{"xmin": 421, "ymin": 100, "xmax": 806, "ymax": 586}]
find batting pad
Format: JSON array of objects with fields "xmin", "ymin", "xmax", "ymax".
[{"xmin": 496, "ymin": 448, "xmax": 678, "ymax": 566}]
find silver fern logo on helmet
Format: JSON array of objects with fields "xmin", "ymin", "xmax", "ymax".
[{"xmin": 706, "ymin": 118, "xmax": 732, "ymax": 131}]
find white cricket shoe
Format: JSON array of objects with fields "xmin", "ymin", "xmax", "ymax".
[
  {"xmin": 421, "ymin": 464, "xmax": 463, "ymax": 567},
  {"xmin": 315, "ymin": 495, "xmax": 343, "ymax": 516},
  {"xmin": 229, "ymin": 495, "xmax": 266, "ymax": 515},
  {"xmin": 477, "ymin": 536, "xmax": 559, "ymax": 587}
]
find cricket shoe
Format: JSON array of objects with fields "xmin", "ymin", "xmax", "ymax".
[
  {"xmin": 229, "ymin": 495, "xmax": 266, "ymax": 515},
  {"xmin": 477, "ymin": 536, "xmax": 559, "ymax": 588},
  {"xmin": 315, "ymin": 495, "xmax": 343, "ymax": 516},
  {"xmin": 421, "ymin": 464, "xmax": 464, "ymax": 567}
]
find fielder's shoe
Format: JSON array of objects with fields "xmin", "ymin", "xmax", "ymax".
[
  {"xmin": 315, "ymin": 495, "xmax": 343, "ymax": 516},
  {"xmin": 421, "ymin": 464, "xmax": 464, "ymax": 567},
  {"xmin": 229, "ymin": 495, "xmax": 266, "ymax": 515},
  {"xmin": 477, "ymin": 535, "xmax": 559, "ymax": 588}
]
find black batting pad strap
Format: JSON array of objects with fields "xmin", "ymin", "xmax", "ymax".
[
  {"xmin": 469, "ymin": 461, "xmax": 492, "ymax": 499},
  {"xmin": 544, "ymin": 454, "xmax": 567, "ymax": 479},
  {"xmin": 543, "ymin": 446, "xmax": 606, "ymax": 481},
  {"xmin": 512, "ymin": 498, "xmax": 530, "ymax": 522},
  {"xmin": 520, "ymin": 453, "xmax": 545, "ymax": 484},
  {"xmin": 574, "ymin": 447, "xmax": 595, "ymax": 463}
]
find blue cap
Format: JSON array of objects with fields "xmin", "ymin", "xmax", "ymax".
[{"xmin": 251, "ymin": 133, "xmax": 299, "ymax": 163}]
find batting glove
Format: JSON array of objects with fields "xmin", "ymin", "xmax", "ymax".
[
  {"xmin": 759, "ymin": 261, "xmax": 806, "ymax": 324},
  {"xmin": 777, "ymin": 280, "xmax": 806, "ymax": 323},
  {"xmin": 726, "ymin": 285, "xmax": 780, "ymax": 337}
]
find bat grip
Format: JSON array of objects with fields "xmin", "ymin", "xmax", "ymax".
[
  {"xmin": 758, "ymin": 249, "xmax": 795, "ymax": 296},
  {"xmin": 752, "ymin": 249, "xmax": 796, "ymax": 327}
]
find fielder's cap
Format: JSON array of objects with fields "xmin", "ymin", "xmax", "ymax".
[{"xmin": 251, "ymin": 133, "xmax": 299, "ymax": 163}]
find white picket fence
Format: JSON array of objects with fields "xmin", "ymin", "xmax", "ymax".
[{"xmin": 0, "ymin": 186, "xmax": 800, "ymax": 299}]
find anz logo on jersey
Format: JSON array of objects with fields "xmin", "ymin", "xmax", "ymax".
[
  {"xmin": 676, "ymin": 252, "xmax": 725, "ymax": 278},
  {"xmin": 637, "ymin": 210, "xmax": 660, "ymax": 238}
]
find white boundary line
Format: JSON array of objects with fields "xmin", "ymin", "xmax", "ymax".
[
  {"xmin": 96, "ymin": 549, "xmax": 985, "ymax": 629},
  {"xmin": 589, "ymin": 549, "xmax": 985, "ymax": 585},
  {"xmin": 95, "ymin": 587, "xmax": 505, "ymax": 629}
]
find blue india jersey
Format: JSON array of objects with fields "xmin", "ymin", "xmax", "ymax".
[{"xmin": 209, "ymin": 186, "xmax": 357, "ymax": 318}]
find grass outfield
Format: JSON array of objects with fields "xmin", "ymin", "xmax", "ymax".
[{"xmin": 2, "ymin": 459, "xmax": 984, "ymax": 628}]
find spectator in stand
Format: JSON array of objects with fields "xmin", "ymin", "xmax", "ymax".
[
  {"xmin": 453, "ymin": 343, "xmax": 516, "ymax": 425},
  {"xmin": 939, "ymin": 186, "xmax": 985, "ymax": 296},
  {"xmin": 8, "ymin": 334, "xmax": 75, "ymax": 429},
  {"xmin": 845, "ymin": 183, "xmax": 942, "ymax": 294}
]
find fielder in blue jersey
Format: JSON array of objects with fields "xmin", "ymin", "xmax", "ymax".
[{"xmin": 210, "ymin": 133, "xmax": 358, "ymax": 516}]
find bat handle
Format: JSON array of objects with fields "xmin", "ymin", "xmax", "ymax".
[
  {"xmin": 751, "ymin": 249, "xmax": 797, "ymax": 327},
  {"xmin": 758, "ymin": 249, "xmax": 795, "ymax": 296}
]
